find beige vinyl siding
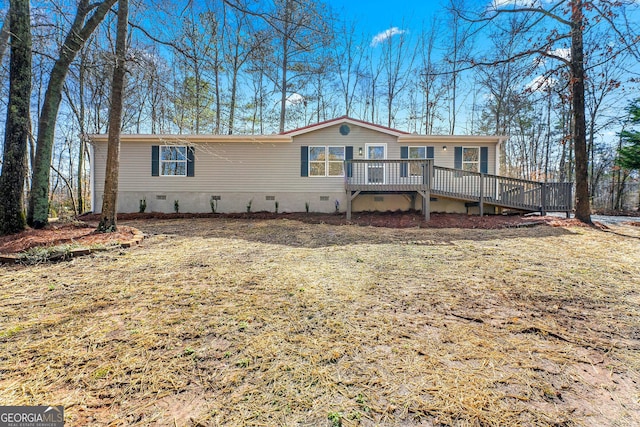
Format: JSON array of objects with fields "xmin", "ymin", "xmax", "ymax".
[
  {"xmin": 293, "ymin": 123, "xmax": 398, "ymax": 159},
  {"xmin": 90, "ymin": 122, "xmax": 500, "ymax": 213},
  {"xmin": 93, "ymin": 139, "xmax": 339, "ymax": 195},
  {"xmin": 93, "ymin": 123, "xmax": 404, "ymax": 196},
  {"xmin": 92, "ymin": 134, "xmax": 498, "ymax": 196},
  {"xmin": 403, "ymin": 144, "xmax": 497, "ymax": 174}
]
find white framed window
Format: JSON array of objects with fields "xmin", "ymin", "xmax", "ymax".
[
  {"xmin": 462, "ymin": 147, "xmax": 479, "ymax": 172},
  {"xmin": 309, "ymin": 146, "xmax": 345, "ymax": 177},
  {"xmin": 160, "ymin": 146, "xmax": 187, "ymax": 176}
]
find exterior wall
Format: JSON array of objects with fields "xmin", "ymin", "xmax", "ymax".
[
  {"xmin": 106, "ymin": 191, "xmax": 345, "ymax": 214},
  {"xmin": 90, "ymin": 121, "xmax": 500, "ymax": 214},
  {"xmin": 352, "ymin": 194, "xmax": 497, "ymax": 214},
  {"xmin": 431, "ymin": 145, "xmax": 496, "ymax": 174},
  {"xmin": 293, "ymin": 123, "xmax": 398, "ymax": 160}
]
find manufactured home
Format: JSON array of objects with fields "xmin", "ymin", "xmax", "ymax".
[{"xmin": 89, "ymin": 116, "xmax": 572, "ymax": 219}]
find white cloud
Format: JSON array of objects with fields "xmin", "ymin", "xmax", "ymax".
[
  {"xmin": 370, "ymin": 27, "xmax": 406, "ymax": 47},
  {"xmin": 549, "ymin": 48, "xmax": 571, "ymax": 61},
  {"xmin": 534, "ymin": 48, "xmax": 571, "ymax": 67},
  {"xmin": 490, "ymin": 0, "xmax": 541, "ymax": 9},
  {"xmin": 526, "ymin": 75, "xmax": 557, "ymax": 92},
  {"xmin": 286, "ymin": 93, "xmax": 305, "ymax": 106},
  {"xmin": 488, "ymin": 0, "xmax": 556, "ymax": 11}
]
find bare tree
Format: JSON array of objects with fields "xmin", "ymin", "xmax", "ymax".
[
  {"xmin": 443, "ymin": 6, "xmax": 474, "ymax": 135},
  {"xmin": 418, "ymin": 19, "xmax": 447, "ymax": 134},
  {"xmin": 333, "ymin": 20, "xmax": 365, "ymax": 117},
  {"xmin": 28, "ymin": 0, "xmax": 117, "ymax": 229},
  {"xmin": 452, "ymin": 0, "xmax": 639, "ymax": 223},
  {"xmin": 172, "ymin": 9, "xmax": 218, "ymax": 134},
  {"xmin": 379, "ymin": 22, "xmax": 416, "ymax": 128},
  {"xmin": 266, "ymin": 0, "xmax": 333, "ymax": 132},
  {"xmin": 97, "ymin": 0, "xmax": 128, "ymax": 233},
  {"xmin": 223, "ymin": 4, "xmax": 263, "ymax": 134}
]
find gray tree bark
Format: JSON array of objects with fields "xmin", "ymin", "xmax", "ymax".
[
  {"xmin": 570, "ymin": 0, "xmax": 591, "ymax": 224},
  {"xmin": 0, "ymin": 0, "xmax": 32, "ymax": 236},
  {"xmin": 97, "ymin": 0, "xmax": 128, "ymax": 233}
]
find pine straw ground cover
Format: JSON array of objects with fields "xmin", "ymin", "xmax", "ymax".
[{"xmin": 1, "ymin": 218, "xmax": 639, "ymax": 426}]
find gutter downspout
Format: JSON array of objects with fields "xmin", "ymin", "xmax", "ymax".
[
  {"xmin": 87, "ymin": 137, "xmax": 96, "ymax": 213},
  {"xmin": 496, "ymin": 136, "xmax": 507, "ymax": 176}
]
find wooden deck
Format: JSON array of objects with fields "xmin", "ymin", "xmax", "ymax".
[{"xmin": 345, "ymin": 160, "xmax": 573, "ymax": 220}]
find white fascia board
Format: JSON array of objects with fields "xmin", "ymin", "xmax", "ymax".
[
  {"xmin": 397, "ymin": 135, "xmax": 506, "ymax": 144},
  {"xmin": 87, "ymin": 134, "xmax": 293, "ymax": 144},
  {"xmin": 284, "ymin": 117, "xmax": 406, "ymax": 137}
]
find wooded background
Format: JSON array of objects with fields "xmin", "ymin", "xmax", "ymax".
[{"xmin": 0, "ymin": 0, "xmax": 639, "ymax": 220}]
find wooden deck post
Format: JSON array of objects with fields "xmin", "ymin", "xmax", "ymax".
[
  {"xmin": 346, "ymin": 190, "xmax": 360, "ymax": 221},
  {"xmin": 423, "ymin": 160, "xmax": 431, "ymax": 221},
  {"xmin": 479, "ymin": 173, "xmax": 484, "ymax": 217},
  {"xmin": 424, "ymin": 190, "xmax": 430, "ymax": 221},
  {"xmin": 540, "ymin": 183, "xmax": 547, "ymax": 216}
]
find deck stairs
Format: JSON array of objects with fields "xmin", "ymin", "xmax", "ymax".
[{"xmin": 344, "ymin": 159, "xmax": 573, "ymax": 220}]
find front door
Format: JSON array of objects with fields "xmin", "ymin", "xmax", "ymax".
[{"xmin": 365, "ymin": 144, "xmax": 386, "ymax": 184}]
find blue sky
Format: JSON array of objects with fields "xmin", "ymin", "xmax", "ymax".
[{"xmin": 326, "ymin": 0, "xmax": 446, "ymax": 40}]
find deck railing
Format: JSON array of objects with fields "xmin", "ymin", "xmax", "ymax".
[
  {"xmin": 344, "ymin": 159, "xmax": 573, "ymax": 214},
  {"xmin": 432, "ymin": 166, "xmax": 573, "ymax": 213},
  {"xmin": 345, "ymin": 159, "xmax": 432, "ymax": 192}
]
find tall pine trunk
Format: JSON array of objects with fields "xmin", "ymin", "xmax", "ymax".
[
  {"xmin": 0, "ymin": 0, "xmax": 31, "ymax": 236},
  {"xmin": 97, "ymin": 0, "xmax": 128, "ymax": 233},
  {"xmin": 570, "ymin": 0, "xmax": 592, "ymax": 224}
]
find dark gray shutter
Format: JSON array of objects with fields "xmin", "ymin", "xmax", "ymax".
[
  {"xmin": 301, "ymin": 146, "xmax": 308, "ymax": 177},
  {"xmin": 187, "ymin": 147, "xmax": 195, "ymax": 177},
  {"xmin": 427, "ymin": 146, "xmax": 434, "ymax": 159},
  {"xmin": 152, "ymin": 145, "xmax": 159, "ymax": 176},
  {"xmin": 454, "ymin": 147, "xmax": 462, "ymax": 170},
  {"xmin": 480, "ymin": 147, "xmax": 488, "ymax": 174},
  {"xmin": 400, "ymin": 146, "xmax": 408, "ymax": 178},
  {"xmin": 345, "ymin": 146, "xmax": 353, "ymax": 178}
]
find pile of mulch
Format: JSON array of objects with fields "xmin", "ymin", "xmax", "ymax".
[
  {"xmin": 0, "ymin": 222, "xmax": 139, "ymax": 254},
  {"xmin": 1, "ymin": 212, "xmax": 589, "ymax": 256},
  {"xmin": 80, "ymin": 210, "xmax": 582, "ymax": 230}
]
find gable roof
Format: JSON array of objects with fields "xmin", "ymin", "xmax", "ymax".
[{"xmin": 281, "ymin": 116, "xmax": 411, "ymax": 137}]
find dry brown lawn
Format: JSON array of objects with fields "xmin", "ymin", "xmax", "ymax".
[{"xmin": 1, "ymin": 218, "xmax": 639, "ymax": 426}]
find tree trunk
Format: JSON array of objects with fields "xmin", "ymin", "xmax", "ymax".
[
  {"xmin": 0, "ymin": 0, "xmax": 31, "ymax": 236},
  {"xmin": 77, "ymin": 54, "xmax": 87, "ymax": 214},
  {"xmin": 97, "ymin": 0, "xmax": 128, "ymax": 233},
  {"xmin": 228, "ymin": 65, "xmax": 238, "ymax": 135},
  {"xmin": 279, "ymin": 49, "xmax": 288, "ymax": 133},
  {"xmin": 570, "ymin": 0, "xmax": 592, "ymax": 224},
  {"xmin": 27, "ymin": 0, "xmax": 116, "ymax": 229}
]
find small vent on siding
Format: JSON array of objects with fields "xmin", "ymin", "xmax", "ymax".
[
  {"xmin": 266, "ymin": 195, "xmax": 275, "ymax": 201},
  {"xmin": 374, "ymin": 196, "xmax": 384, "ymax": 202},
  {"xmin": 156, "ymin": 195, "xmax": 167, "ymax": 200},
  {"xmin": 320, "ymin": 196, "xmax": 329, "ymax": 201},
  {"xmin": 211, "ymin": 195, "xmax": 221, "ymax": 201}
]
